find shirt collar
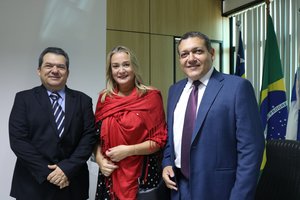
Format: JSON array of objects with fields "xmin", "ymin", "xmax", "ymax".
[
  {"xmin": 47, "ymin": 88, "xmax": 66, "ymax": 100},
  {"xmin": 187, "ymin": 66, "xmax": 214, "ymax": 87}
]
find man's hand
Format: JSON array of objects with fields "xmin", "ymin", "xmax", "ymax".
[
  {"xmin": 47, "ymin": 164, "xmax": 69, "ymax": 189},
  {"xmin": 162, "ymin": 166, "xmax": 178, "ymax": 191}
]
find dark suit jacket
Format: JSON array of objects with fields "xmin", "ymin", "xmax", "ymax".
[
  {"xmin": 9, "ymin": 85, "xmax": 97, "ymax": 200},
  {"xmin": 162, "ymin": 69, "xmax": 265, "ymax": 200}
]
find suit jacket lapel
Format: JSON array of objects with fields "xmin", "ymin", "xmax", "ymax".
[
  {"xmin": 62, "ymin": 87, "xmax": 75, "ymax": 138},
  {"xmin": 170, "ymin": 79, "xmax": 187, "ymax": 116},
  {"xmin": 34, "ymin": 85, "xmax": 59, "ymax": 136},
  {"xmin": 192, "ymin": 70, "xmax": 224, "ymax": 142},
  {"xmin": 168, "ymin": 79, "xmax": 187, "ymax": 145}
]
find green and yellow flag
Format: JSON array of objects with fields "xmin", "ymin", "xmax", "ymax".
[{"xmin": 259, "ymin": 14, "xmax": 288, "ymax": 168}]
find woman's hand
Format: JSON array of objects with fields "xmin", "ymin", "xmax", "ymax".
[
  {"xmin": 105, "ymin": 145, "xmax": 134, "ymax": 162},
  {"xmin": 97, "ymin": 156, "xmax": 118, "ymax": 177},
  {"xmin": 95, "ymin": 148, "xmax": 118, "ymax": 177}
]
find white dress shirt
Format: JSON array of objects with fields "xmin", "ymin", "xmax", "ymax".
[{"xmin": 173, "ymin": 67, "xmax": 214, "ymax": 168}]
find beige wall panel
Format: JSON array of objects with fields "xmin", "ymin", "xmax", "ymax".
[
  {"xmin": 107, "ymin": 30, "xmax": 150, "ymax": 84},
  {"xmin": 150, "ymin": 35, "xmax": 174, "ymax": 110},
  {"xmin": 107, "ymin": 0, "xmax": 149, "ymax": 32},
  {"xmin": 150, "ymin": 0, "xmax": 223, "ymax": 40},
  {"xmin": 106, "ymin": 0, "xmax": 230, "ymax": 110}
]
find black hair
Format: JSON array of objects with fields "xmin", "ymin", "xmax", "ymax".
[
  {"xmin": 177, "ymin": 31, "xmax": 213, "ymax": 54},
  {"xmin": 38, "ymin": 47, "xmax": 69, "ymax": 69}
]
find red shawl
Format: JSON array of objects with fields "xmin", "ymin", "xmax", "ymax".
[{"xmin": 95, "ymin": 88, "xmax": 167, "ymax": 200}]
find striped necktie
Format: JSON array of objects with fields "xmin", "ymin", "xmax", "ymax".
[{"xmin": 49, "ymin": 92, "xmax": 65, "ymax": 137}]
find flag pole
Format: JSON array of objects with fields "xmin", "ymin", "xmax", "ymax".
[
  {"xmin": 236, "ymin": 20, "xmax": 241, "ymax": 30},
  {"xmin": 236, "ymin": 19, "xmax": 241, "ymax": 48},
  {"xmin": 266, "ymin": 0, "xmax": 270, "ymax": 15},
  {"xmin": 234, "ymin": 19, "xmax": 245, "ymax": 77},
  {"xmin": 265, "ymin": 0, "xmax": 270, "ymax": 35}
]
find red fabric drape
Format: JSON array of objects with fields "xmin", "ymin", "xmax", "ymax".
[{"xmin": 95, "ymin": 88, "xmax": 167, "ymax": 200}]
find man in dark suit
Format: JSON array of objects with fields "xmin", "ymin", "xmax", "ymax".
[
  {"xmin": 9, "ymin": 47, "xmax": 97, "ymax": 200},
  {"xmin": 162, "ymin": 32, "xmax": 265, "ymax": 200}
]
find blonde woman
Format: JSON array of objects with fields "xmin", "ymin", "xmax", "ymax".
[{"xmin": 94, "ymin": 46, "xmax": 168, "ymax": 200}]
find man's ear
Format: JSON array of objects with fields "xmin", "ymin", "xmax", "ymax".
[{"xmin": 210, "ymin": 48, "xmax": 215, "ymax": 61}]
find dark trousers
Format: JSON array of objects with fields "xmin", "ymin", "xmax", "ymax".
[{"xmin": 175, "ymin": 168, "xmax": 191, "ymax": 200}]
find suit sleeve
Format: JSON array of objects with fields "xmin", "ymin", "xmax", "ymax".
[
  {"xmin": 9, "ymin": 93, "xmax": 52, "ymax": 184},
  {"xmin": 57, "ymin": 95, "xmax": 97, "ymax": 180},
  {"xmin": 162, "ymin": 85, "xmax": 175, "ymax": 168},
  {"xmin": 230, "ymin": 80, "xmax": 265, "ymax": 200}
]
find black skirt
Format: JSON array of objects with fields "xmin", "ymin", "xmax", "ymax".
[{"xmin": 95, "ymin": 153, "xmax": 162, "ymax": 200}]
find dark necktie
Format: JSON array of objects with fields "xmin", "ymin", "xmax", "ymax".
[
  {"xmin": 181, "ymin": 80, "xmax": 201, "ymax": 179},
  {"xmin": 49, "ymin": 92, "xmax": 65, "ymax": 137}
]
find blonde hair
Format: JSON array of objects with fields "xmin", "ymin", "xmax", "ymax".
[{"xmin": 101, "ymin": 46, "xmax": 151, "ymax": 102}]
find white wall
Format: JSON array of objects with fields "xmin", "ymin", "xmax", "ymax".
[{"xmin": 0, "ymin": 0, "xmax": 106, "ymax": 199}]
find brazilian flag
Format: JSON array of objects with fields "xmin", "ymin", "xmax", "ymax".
[{"xmin": 260, "ymin": 14, "xmax": 288, "ymax": 141}]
